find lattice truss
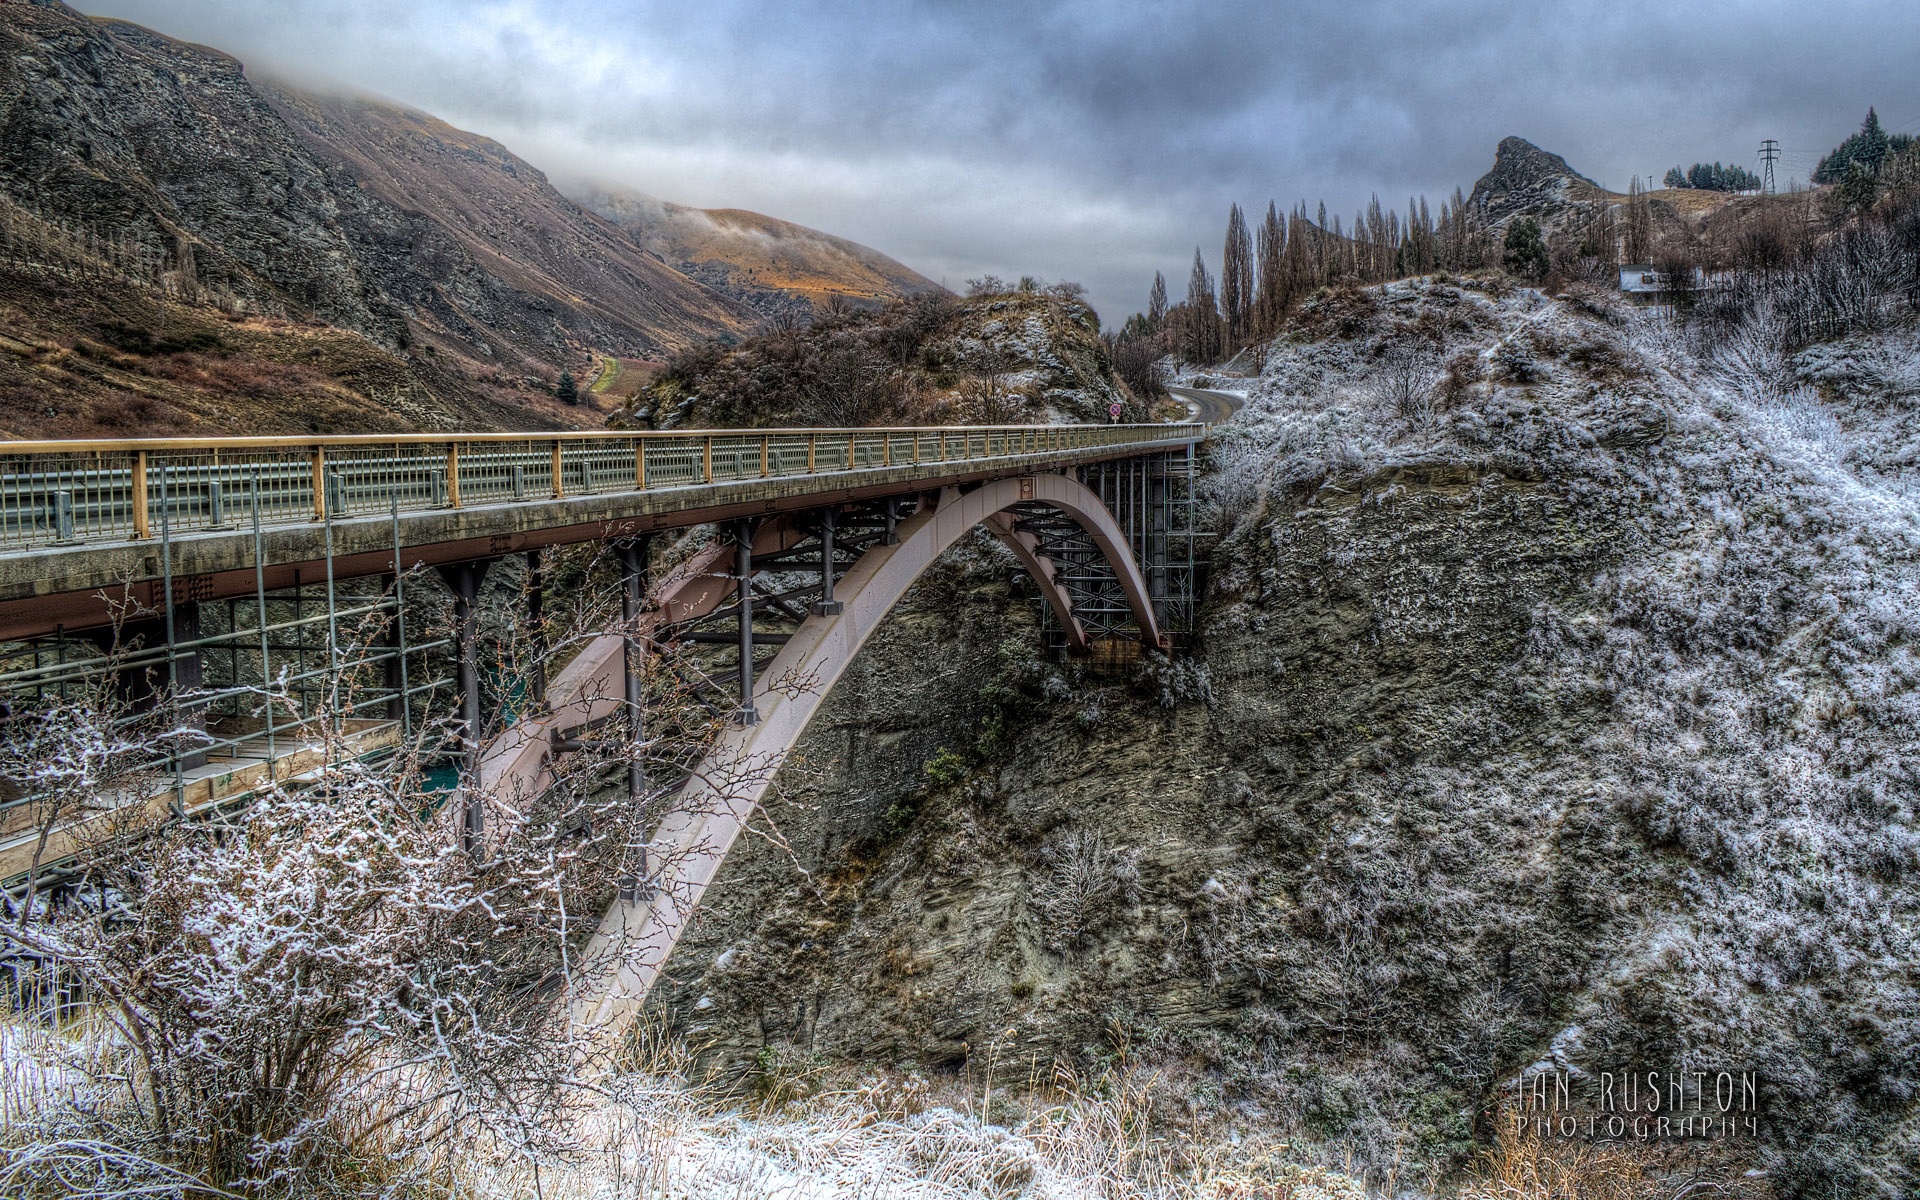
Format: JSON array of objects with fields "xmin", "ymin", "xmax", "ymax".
[{"xmin": 1009, "ymin": 448, "xmax": 1205, "ymax": 656}]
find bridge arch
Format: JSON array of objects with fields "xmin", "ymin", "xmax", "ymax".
[{"xmin": 507, "ymin": 471, "xmax": 1166, "ymax": 1038}]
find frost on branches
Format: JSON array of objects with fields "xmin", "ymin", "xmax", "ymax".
[{"xmin": 0, "ymin": 549, "xmax": 780, "ymax": 1197}]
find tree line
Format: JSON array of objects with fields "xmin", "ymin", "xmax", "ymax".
[
  {"xmin": 1663, "ymin": 162, "xmax": 1761, "ymax": 192},
  {"xmin": 1115, "ymin": 189, "xmax": 1499, "ymax": 375}
]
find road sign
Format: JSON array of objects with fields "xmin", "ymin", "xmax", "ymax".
[{"xmin": 1108, "ymin": 402, "xmax": 1122, "ymax": 422}]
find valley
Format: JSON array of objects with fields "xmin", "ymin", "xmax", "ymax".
[{"xmin": 1, "ymin": 2, "xmax": 1917, "ymax": 1198}]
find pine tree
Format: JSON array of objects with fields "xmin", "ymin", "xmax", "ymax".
[
  {"xmin": 1503, "ymin": 216, "xmax": 1549, "ymax": 280},
  {"xmin": 556, "ymin": 370, "xmax": 578, "ymax": 405},
  {"xmin": 1815, "ymin": 108, "xmax": 1896, "ymax": 183},
  {"xmin": 1220, "ymin": 204, "xmax": 1253, "ymax": 358}
]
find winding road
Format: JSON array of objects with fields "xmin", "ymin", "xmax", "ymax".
[{"xmin": 1168, "ymin": 384, "xmax": 1246, "ymax": 426}]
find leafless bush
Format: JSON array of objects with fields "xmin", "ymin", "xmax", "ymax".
[
  {"xmin": 1028, "ymin": 831, "xmax": 1136, "ymax": 952},
  {"xmin": 1366, "ymin": 340, "xmax": 1444, "ymax": 426},
  {"xmin": 0, "ymin": 559, "xmax": 769, "ymax": 1196}
]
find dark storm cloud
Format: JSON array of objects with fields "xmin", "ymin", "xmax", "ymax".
[{"xmin": 85, "ymin": 0, "xmax": 1920, "ymax": 322}]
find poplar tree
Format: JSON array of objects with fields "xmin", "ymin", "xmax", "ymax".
[
  {"xmin": 1254, "ymin": 201, "xmax": 1286, "ymax": 339},
  {"xmin": 1146, "ymin": 271, "xmax": 1168, "ymax": 332},
  {"xmin": 1183, "ymin": 248, "xmax": 1221, "ymax": 364},
  {"xmin": 1221, "ymin": 204, "xmax": 1254, "ymax": 358}
]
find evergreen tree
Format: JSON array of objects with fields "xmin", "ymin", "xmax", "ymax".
[
  {"xmin": 1815, "ymin": 108, "xmax": 1897, "ymax": 183},
  {"xmin": 1665, "ymin": 166, "xmax": 1688, "ymax": 189},
  {"xmin": 1503, "ymin": 216, "xmax": 1548, "ymax": 280},
  {"xmin": 556, "ymin": 370, "xmax": 578, "ymax": 405},
  {"xmin": 1836, "ymin": 159, "xmax": 1881, "ymax": 214}
]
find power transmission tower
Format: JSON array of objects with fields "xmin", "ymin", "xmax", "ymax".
[{"xmin": 1760, "ymin": 139, "xmax": 1780, "ymax": 195}]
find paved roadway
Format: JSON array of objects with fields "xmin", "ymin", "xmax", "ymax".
[{"xmin": 1168, "ymin": 385, "xmax": 1247, "ymax": 425}]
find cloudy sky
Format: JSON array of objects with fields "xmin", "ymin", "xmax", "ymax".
[{"xmin": 88, "ymin": 0, "xmax": 1920, "ymax": 324}]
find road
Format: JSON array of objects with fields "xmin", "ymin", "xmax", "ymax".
[{"xmin": 1167, "ymin": 385, "xmax": 1246, "ymax": 426}]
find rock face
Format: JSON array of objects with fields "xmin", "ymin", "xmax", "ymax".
[
  {"xmin": 0, "ymin": 7, "xmax": 400, "ymax": 341},
  {"xmin": 1467, "ymin": 136, "xmax": 1611, "ymax": 227},
  {"xmin": 257, "ymin": 88, "xmax": 757, "ymax": 365},
  {"xmin": 652, "ymin": 280, "xmax": 1920, "ymax": 1196},
  {"xmin": 571, "ymin": 185, "xmax": 946, "ymax": 319}
]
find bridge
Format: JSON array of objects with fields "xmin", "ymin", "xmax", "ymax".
[{"xmin": 0, "ymin": 418, "xmax": 1214, "ymax": 1038}]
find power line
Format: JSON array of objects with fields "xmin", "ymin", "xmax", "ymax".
[{"xmin": 1760, "ymin": 139, "xmax": 1780, "ymax": 195}]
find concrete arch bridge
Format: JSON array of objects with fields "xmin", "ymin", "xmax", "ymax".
[{"xmin": 0, "ymin": 420, "xmax": 1213, "ymax": 1038}]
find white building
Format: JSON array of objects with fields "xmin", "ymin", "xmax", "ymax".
[{"xmin": 1619, "ymin": 264, "xmax": 1663, "ymax": 294}]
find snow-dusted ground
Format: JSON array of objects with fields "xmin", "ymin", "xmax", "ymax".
[
  {"xmin": 1, "ymin": 1014, "xmax": 1366, "ymax": 1199},
  {"xmin": 1202, "ymin": 276, "xmax": 1920, "ymax": 1192}
]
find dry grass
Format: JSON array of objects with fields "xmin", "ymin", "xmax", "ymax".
[
  {"xmin": 5, "ymin": 1017, "xmax": 1781, "ymax": 1199},
  {"xmin": 1458, "ymin": 1107, "xmax": 1769, "ymax": 1200}
]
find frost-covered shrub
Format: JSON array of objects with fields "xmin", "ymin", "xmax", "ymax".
[{"xmin": 0, "ymin": 561, "xmax": 767, "ymax": 1195}]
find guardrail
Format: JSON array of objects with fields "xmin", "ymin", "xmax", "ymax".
[{"xmin": 0, "ymin": 424, "xmax": 1191, "ymax": 553}]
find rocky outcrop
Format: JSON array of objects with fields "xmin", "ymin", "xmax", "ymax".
[{"xmin": 1467, "ymin": 136, "xmax": 1612, "ymax": 228}]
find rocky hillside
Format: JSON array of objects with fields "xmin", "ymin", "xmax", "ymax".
[
  {"xmin": 1466, "ymin": 136, "xmax": 1614, "ymax": 227},
  {"xmin": 647, "ymin": 278, "xmax": 1920, "ymax": 1197},
  {"xmin": 572, "ymin": 185, "xmax": 945, "ymax": 319},
  {"xmin": 625, "ymin": 285, "xmax": 1139, "ymax": 430},
  {"xmin": 255, "ymin": 88, "xmax": 755, "ymax": 370},
  {"xmin": 0, "ymin": 3, "xmax": 937, "ymax": 437}
]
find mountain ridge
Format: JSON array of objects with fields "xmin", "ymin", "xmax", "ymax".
[
  {"xmin": 0, "ymin": 2, "xmax": 944, "ymax": 436},
  {"xmin": 568, "ymin": 183, "xmax": 945, "ymax": 319}
]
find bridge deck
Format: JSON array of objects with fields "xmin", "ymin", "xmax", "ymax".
[{"xmin": 0, "ymin": 424, "xmax": 1199, "ymax": 635}]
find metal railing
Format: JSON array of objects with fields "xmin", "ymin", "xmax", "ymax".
[{"xmin": 0, "ymin": 424, "xmax": 1190, "ymax": 553}]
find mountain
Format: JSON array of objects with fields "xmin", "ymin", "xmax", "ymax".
[
  {"xmin": 1466, "ymin": 135, "xmax": 1614, "ymax": 227},
  {"xmin": 0, "ymin": 3, "xmax": 938, "ymax": 437},
  {"xmin": 254, "ymin": 87, "xmax": 757, "ymax": 367},
  {"xmin": 571, "ymin": 185, "xmax": 945, "ymax": 318}
]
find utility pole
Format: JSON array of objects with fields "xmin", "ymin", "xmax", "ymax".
[{"xmin": 1760, "ymin": 140, "xmax": 1780, "ymax": 195}]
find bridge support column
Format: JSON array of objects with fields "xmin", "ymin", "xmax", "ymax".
[
  {"xmin": 438, "ymin": 559, "xmax": 491, "ymax": 858},
  {"xmin": 616, "ymin": 537, "xmax": 654, "ymax": 901},
  {"xmin": 526, "ymin": 550, "xmax": 546, "ymax": 711},
  {"xmin": 733, "ymin": 519, "xmax": 759, "ymax": 727},
  {"xmin": 381, "ymin": 572, "xmax": 406, "ymax": 724},
  {"xmin": 811, "ymin": 508, "xmax": 842, "ymax": 617}
]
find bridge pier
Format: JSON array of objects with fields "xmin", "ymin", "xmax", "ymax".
[
  {"xmin": 437, "ymin": 559, "xmax": 492, "ymax": 857},
  {"xmin": 811, "ymin": 507, "xmax": 843, "ymax": 617},
  {"xmin": 526, "ymin": 550, "xmax": 546, "ymax": 711},
  {"xmin": 616, "ymin": 536, "xmax": 650, "ymax": 805},
  {"xmin": 732, "ymin": 519, "xmax": 759, "ymax": 727}
]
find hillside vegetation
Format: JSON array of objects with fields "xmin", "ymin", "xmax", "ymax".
[{"xmin": 621, "ymin": 284, "xmax": 1148, "ymax": 431}]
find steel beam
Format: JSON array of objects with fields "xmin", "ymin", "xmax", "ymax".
[
  {"xmin": 436, "ymin": 559, "xmax": 491, "ymax": 858},
  {"xmin": 811, "ymin": 506, "xmax": 843, "ymax": 617},
  {"xmin": 732, "ymin": 519, "xmax": 759, "ymax": 726}
]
